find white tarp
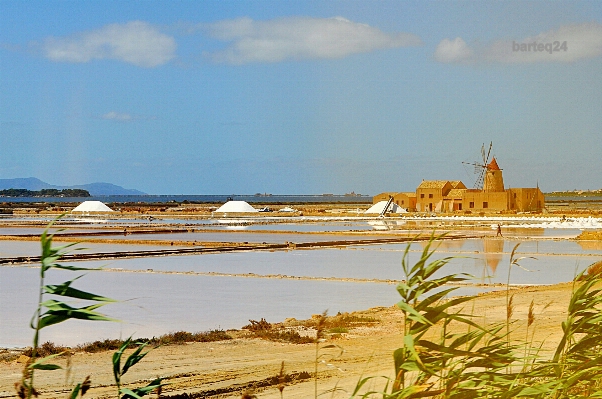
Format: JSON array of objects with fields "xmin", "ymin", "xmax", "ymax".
[
  {"xmin": 72, "ymin": 201, "xmax": 114, "ymax": 213},
  {"xmin": 279, "ymin": 207, "xmax": 297, "ymax": 212},
  {"xmin": 215, "ymin": 200, "xmax": 258, "ymax": 213},
  {"xmin": 364, "ymin": 201, "xmax": 407, "ymax": 214}
]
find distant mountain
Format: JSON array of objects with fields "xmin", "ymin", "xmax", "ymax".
[
  {"xmin": 0, "ymin": 177, "xmax": 51, "ymax": 191},
  {"xmin": 71, "ymin": 182, "xmax": 146, "ymax": 196},
  {"xmin": 0, "ymin": 178, "xmax": 146, "ymax": 195}
]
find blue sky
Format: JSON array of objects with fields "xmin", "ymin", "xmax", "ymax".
[{"xmin": 1, "ymin": 1, "xmax": 601, "ymax": 195}]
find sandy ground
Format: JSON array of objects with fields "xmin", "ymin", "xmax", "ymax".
[{"xmin": 0, "ymin": 282, "xmax": 578, "ymax": 399}]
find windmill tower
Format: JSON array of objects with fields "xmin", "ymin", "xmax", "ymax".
[
  {"xmin": 463, "ymin": 142, "xmax": 504, "ymax": 192},
  {"xmin": 483, "ymin": 157, "xmax": 505, "ymax": 192}
]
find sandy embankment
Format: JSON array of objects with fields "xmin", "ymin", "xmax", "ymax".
[{"xmin": 0, "ymin": 282, "xmax": 578, "ymax": 399}]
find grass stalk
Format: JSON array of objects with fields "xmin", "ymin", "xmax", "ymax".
[{"xmin": 16, "ymin": 219, "xmax": 163, "ymax": 399}]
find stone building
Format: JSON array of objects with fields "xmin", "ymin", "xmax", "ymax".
[
  {"xmin": 374, "ymin": 157, "xmax": 544, "ymax": 213},
  {"xmin": 373, "ymin": 191, "xmax": 416, "ymax": 211},
  {"xmin": 416, "ymin": 180, "xmax": 466, "ymax": 212}
]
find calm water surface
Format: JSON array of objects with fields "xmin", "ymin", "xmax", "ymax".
[
  {"xmin": 0, "ymin": 241, "xmax": 185, "ymax": 257},
  {"xmin": 1, "ymin": 267, "xmax": 403, "ymax": 347},
  {"xmin": 2, "ymin": 234, "xmax": 601, "ymax": 347},
  {"xmin": 46, "ymin": 240, "xmax": 599, "ymax": 285}
]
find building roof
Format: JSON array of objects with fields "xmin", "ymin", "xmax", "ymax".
[
  {"xmin": 393, "ymin": 192, "xmax": 416, "ymax": 198},
  {"xmin": 446, "ymin": 188, "xmax": 467, "ymax": 198},
  {"xmin": 488, "ymin": 157, "xmax": 501, "ymax": 171},
  {"xmin": 450, "ymin": 181, "xmax": 466, "ymax": 189},
  {"xmin": 417, "ymin": 180, "xmax": 451, "ymax": 189}
]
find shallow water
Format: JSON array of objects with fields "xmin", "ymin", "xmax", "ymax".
[
  {"xmin": 373, "ymin": 238, "xmax": 602, "ymax": 256},
  {"xmin": 0, "ymin": 217, "xmax": 591, "ymax": 235},
  {"xmin": 0, "ymin": 227, "xmax": 104, "ymax": 235},
  {"xmin": 2, "ymin": 233, "xmax": 602, "ymax": 347},
  {"xmin": 210, "ymin": 221, "xmax": 375, "ymax": 232},
  {"xmin": 111, "ymin": 231, "xmax": 387, "ymax": 243},
  {"xmin": 1, "ymin": 267, "xmax": 399, "ymax": 347},
  {"xmin": 36, "ymin": 241, "xmax": 597, "ymax": 285},
  {"xmin": 0, "ymin": 241, "xmax": 182, "ymax": 257},
  {"xmin": 0, "ymin": 265, "xmax": 495, "ymax": 348}
]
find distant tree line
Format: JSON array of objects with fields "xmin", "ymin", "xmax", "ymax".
[
  {"xmin": 546, "ymin": 189, "xmax": 602, "ymax": 197},
  {"xmin": 0, "ymin": 188, "xmax": 91, "ymax": 197}
]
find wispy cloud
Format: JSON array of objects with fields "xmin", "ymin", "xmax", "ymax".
[
  {"xmin": 435, "ymin": 22, "xmax": 602, "ymax": 64},
  {"xmin": 100, "ymin": 111, "xmax": 156, "ymax": 122},
  {"xmin": 199, "ymin": 16, "xmax": 422, "ymax": 64},
  {"xmin": 39, "ymin": 21, "xmax": 176, "ymax": 67},
  {"xmin": 102, "ymin": 111, "xmax": 133, "ymax": 121}
]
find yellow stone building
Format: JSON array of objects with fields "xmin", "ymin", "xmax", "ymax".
[
  {"xmin": 374, "ymin": 157, "xmax": 544, "ymax": 213},
  {"xmin": 373, "ymin": 191, "xmax": 417, "ymax": 210}
]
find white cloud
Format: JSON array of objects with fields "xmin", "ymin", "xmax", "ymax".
[
  {"xmin": 100, "ymin": 111, "xmax": 157, "ymax": 122},
  {"xmin": 201, "ymin": 16, "xmax": 422, "ymax": 64},
  {"xmin": 101, "ymin": 111, "xmax": 133, "ymax": 121},
  {"xmin": 41, "ymin": 21, "xmax": 176, "ymax": 67},
  {"xmin": 435, "ymin": 22, "xmax": 602, "ymax": 64},
  {"xmin": 434, "ymin": 37, "xmax": 472, "ymax": 63}
]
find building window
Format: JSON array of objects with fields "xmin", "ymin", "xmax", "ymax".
[
  {"xmin": 429, "ymin": 194, "xmax": 433, "ymax": 198},
  {"xmin": 401, "ymin": 200, "xmax": 405, "ymax": 205},
  {"xmin": 420, "ymin": 194, "xmax": 424, "ymax": 198},
  {"xmin": 469, "ymin": 202, "xmax": 474, "ymax": 208},
  {"xmin": 483, "ymin": 202, "xmax": 488, "ymax": 208},
  {"xmin": 458, "ymin": 204, "xmax": 463, "ymax": 211}
]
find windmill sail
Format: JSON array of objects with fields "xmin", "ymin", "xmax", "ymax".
[{"xmin": 462, "ymin": 142, "xmax": 493, "ymax": 189}]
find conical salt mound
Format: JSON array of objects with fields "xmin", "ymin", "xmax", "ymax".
[
  {"xmin": 365, "ymin": 201, "xmax": 407, "ymax": 214},
  {"xmin": 215, "ymin": 201, "xmax": 258, "ymax": 213},
  {"xmin": 72, "ymin": 201, "xmax": 114, "ymax": 213}
]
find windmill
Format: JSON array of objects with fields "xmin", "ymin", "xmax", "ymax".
[{"xmin": 462, "ymin": 142, "xmax": 493, "ymax": 189}]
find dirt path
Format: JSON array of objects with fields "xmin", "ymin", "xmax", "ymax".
[{"xmin": 0, "ymin": 281, "xmax": 578, "ymax": 399}]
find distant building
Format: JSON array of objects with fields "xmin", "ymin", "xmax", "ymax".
[
  {"xmin": 373, "ymin": 191, "xmax": 416, "ymax": 211},
  {"xmin": 374, "ymin": 157, "xmax": 544, "ymax": 213}
]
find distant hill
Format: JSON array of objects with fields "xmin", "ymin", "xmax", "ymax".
[
  {"xmin": 71, "ymin": 182, "xmax": 146, "ymax": 196},
  {"xmin": 0, "ymin": 177, "xmax": 51, "ymax": 191},
  {"xmin": 0, "ymin": 178, "xmax": 146, "ymax": 195}
]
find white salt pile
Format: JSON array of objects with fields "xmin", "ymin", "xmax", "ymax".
[
  {"xmin": 71, "ymin": 201, "xmax": 114, "ymax": 213},
  {"xmin": 365, "ymin": 201, "xmax": 407, "ymax": 214},
  {"xmin": 215, "ymin": 200, "xmax": 258, "ymax": 213}
]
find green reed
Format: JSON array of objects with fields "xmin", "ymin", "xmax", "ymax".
[
  {"xmin": 348, "ymin": 235, "xmax": 602, "ymax": 399},
  {"xmin": 15, "ymin": 218, "xmax": 162, "ymax": 399}
]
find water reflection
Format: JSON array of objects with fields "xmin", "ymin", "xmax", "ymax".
[
  {"xmin": 418, "ymin": 238, "xmax": 503, "ymax": 282},
  {"xmin": 577, "ymin": 241, "xmax": 602, "ymax": 251},
  {"xmin": 482, "ymin": 238, "xmax": 504, "ymax": 274},
  {"xmin": 423, "ymin": 239, "xmax": 465, "ymax": 251},
  {"xmin": 367, "ymin": 220, "xmax": 406, "ymax": 230},
  {"xmin": 469, "ymin": 238, "xmax": 505, "ymax": 284},
  {"xmin": 503, "ymin": 227, "xmax": 545, "ymax": 237}
]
